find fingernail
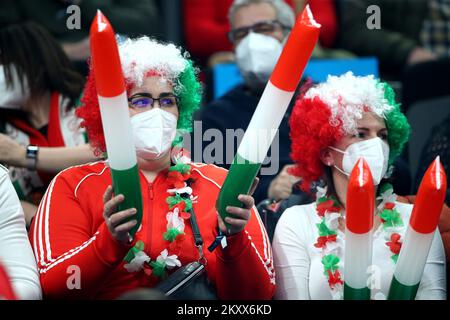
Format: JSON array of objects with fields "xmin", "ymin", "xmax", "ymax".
[{"xmin": 131, "ymin": 208, "xmax": 137, "ymax": 214}]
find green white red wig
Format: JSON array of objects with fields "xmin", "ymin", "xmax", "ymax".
[
  {"xmin": 76, "ymin": 36, "xmax": 202, "ymax": 155},
  {"xmin": 289, "ymin": 72, "xmax": 410, "ymax": 192}
]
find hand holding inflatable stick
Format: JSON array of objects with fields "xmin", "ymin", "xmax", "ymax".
[
  {"xmin": 90, "ymin": 11, "xmax": 143, "ymax": 237},
  {"xmin": 388, "ymin": 156, "xmax": 447, "ymax": 300},
  {"xmin": 216, "ymin": 5, "xmax": 321, "ymax": 227},
  {"xmin": 344, "ymin": 158, "xmax": 374, "ymax": 300}
]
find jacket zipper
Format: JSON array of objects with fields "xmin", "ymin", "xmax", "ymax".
[
  {"xmin": 148, "ymin": 183, "xmax": 154, "ymax": 200},
  {"xmin": 146, "ymin": 181, "xmax": 154, "ymax": 267}
]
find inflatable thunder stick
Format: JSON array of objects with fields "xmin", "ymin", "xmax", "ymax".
[
  {"xmin": 90, "ymin": 11, "xmax": 143, "ymax": 237},
  {"xmin": 216, "ymin": 5, "xmax": 321, "ymax": 225},
  {"xmin": 388, "ymin": 156, "xmax": 447, "ymax": 300},
  {"xmin": 344, "ymin": 158, "xmax": 375, "ymax": 300}
]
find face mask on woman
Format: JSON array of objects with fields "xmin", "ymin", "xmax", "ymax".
[
  {"xmin": 329, "ymin": 137, "xmax": 390, "ymax": 185},
  {"xmin": 130, "ymin": 108, "xmax": 178, "ymax": 161},
  {"xmin": 235, "ymin": 32, "xmax": 283, "ymax": 90}
]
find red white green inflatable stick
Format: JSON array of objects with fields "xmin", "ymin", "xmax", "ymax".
[
  {"xmin": 90, "ymin": 11, "xmax": 143, "ymax": 237},
  {"xmin": 388, "ymin": 156, "xmax": 447, "ymax": 300},
  {"xmin": 344, "ymin": 158, "xmax": 374, "ymax": 300},
  {"xmin": 216, "ymin": 5, "xmax": 321, "ymax": 226}
]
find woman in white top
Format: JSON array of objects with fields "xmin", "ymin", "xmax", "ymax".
[
  {"xmin": 273, "ymin": 72, "xmax": 446, "ymax": 300},
  {"xmin": 0, "ymin": 164, "xmax": 41, "ymax": 299}
]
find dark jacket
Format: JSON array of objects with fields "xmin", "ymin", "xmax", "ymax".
[
  {"xmin": 193, "ymin": 84, "xmax": 293, "ymax": 204},
  {"xmin": 339, "ymin": 0, "xmax": 428, "ymax": 77}
]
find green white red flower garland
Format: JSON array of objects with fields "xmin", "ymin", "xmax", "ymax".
[
  {"xmin": 314, "ymin": 183, "xmax": 405, "ymax": 299},
  {"xmin": 123, "ymin": 148, "xmax": 196, "ymax": 279}
]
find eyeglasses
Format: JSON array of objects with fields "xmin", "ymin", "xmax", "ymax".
[
  {"xmin": 227, "ymin": 20, "xmax": 290, "ymax": 43},
  {"xmin": 128, "ymin": 93, "xmax": 178, "ymax": 110}
]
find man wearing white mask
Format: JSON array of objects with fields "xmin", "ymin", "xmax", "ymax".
[{"xmin": 196, "ymin": 0, "xmax": 299, "ymax": 205}]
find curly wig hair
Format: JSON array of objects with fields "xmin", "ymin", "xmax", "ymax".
[
  {"xmin": 75, "ymin": 37, "xmax": 202, "ymax": 156},
  {"xmin": 289, "ymin": 72, "xmax": 410, "ymax": 192}
]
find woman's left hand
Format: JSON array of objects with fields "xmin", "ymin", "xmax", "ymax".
[
  {"xmin": 217, "ymin": 177, "xmax": 259, "ymax": 235},
  {"xmin": 218, "ymin": 194, "xmax": 255, "ymax": 235},
  {"xmin": 0, "ymin": 134, "xmax": 26, "ymax": 167}
]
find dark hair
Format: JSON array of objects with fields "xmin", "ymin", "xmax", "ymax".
[
  {"xmin": 0, "ymin": 21, "xmax": 84, "ymax": 109},
  {"xmin": 323, "ymin": 166, "xmax": 338, "ymax": 201}
]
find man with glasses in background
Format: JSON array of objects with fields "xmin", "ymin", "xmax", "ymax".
[{"xmin": 195, "ymin": 0, "xmax": 300, "ymax": 207}]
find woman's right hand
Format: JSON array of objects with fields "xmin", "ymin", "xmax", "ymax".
[{"xmin": 102, "ymin": 185, "xmax": 137, "ymax": 245}]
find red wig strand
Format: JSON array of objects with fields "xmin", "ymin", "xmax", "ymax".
[
  {"xmin": 288, "ymin": 96, "xmax": 344, "ymax": 192},
  {"xmin": 76, "ymin": 69, "xmax": 106, "ymax": 156}
]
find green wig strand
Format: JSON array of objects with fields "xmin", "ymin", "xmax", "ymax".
[
  {"xmin": 379, "ymin": 81, "xmax": 411, "ymax": 165},
  {"xmin": 172, "ymin": 59, "xmax": 202, "ymax": 147}
]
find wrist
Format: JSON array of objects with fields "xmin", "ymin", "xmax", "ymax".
[
  {"xmin": 25, "ymin": 145, "xmax": 39, "ymax": 170},
  {"xmin": 12, "ymin": 145, "xmax": 27, "ymax": 168}
]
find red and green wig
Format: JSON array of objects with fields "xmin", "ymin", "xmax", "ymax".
[
  {"xmin": 76, "ymin": 36, "xmax": 202, "ymax": 156},
  {"xmin": 289, "ymin": 72, "xmax": 410, "ymax": 192}
]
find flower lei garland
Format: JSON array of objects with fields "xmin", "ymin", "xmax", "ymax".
[
  {"xmin": 314, "ymin": 183, "xmax": 405, "ymax": 299},
  {"xmin": 122, "ymin": 149, "xmax": 197, "ymax": 279}
]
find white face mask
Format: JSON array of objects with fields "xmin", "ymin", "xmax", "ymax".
[
  {"xmin": 130, "ymin": 108, "xmax": 178, "ymax": 161},
  {"xmin": 0, "ymin": 64, "xmax": 29, "ymax": 110},
  {"xmin": 329, "ymin": 137, "xmax": 390, "ymax": 185},
  {"xmin": 235, "ymin": 32, "xmax": 282, "ymax": 89}
]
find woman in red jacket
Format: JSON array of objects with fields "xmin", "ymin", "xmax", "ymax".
[{"xmin": 29, "ymin": 36, "xmax": 275, "ymax": 300}]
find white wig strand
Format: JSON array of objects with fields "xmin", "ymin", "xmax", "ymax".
[
  {"xmin": 118, "ymin": 36, "xmax": 188, "ymax": 89},
  {"xmin": 304, "ymin": 72, "xmax": 394, "ymax": 134}
]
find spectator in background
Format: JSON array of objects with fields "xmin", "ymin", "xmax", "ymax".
[
  {"xmin": 0, "ymin": 22, "xmax": 98, "ymax": 226},
  {"xmin": 339, "ymin": 0, "xmax": 438, "ymax": 80},
  {"xmin": 0, "ymin": 164, "xmax": 41, "ymax": 300},
  {"xmin": 183, "ymin": 0, "xmax": 235, "ymax": 67},
  {"xmin": 402, "ymin": 0, "xmax": 450, "ymax": 109},
  {"xmin": 414, "ymin": 114, "xmax": 450, "ymax": 202},
  {"xmin": 0, "ymin": 0, "xmax": 162, "ymax": 75},
  {"xmin": 183, "ymin": 0, "xmax": 342, "ymax": 67},
  {"xmin": 194, "ymin": 0, "xmax": 298, "ymax": 205},
  {"xmin": 420, "ymin": 0, "xmax": 450, "ymax": 58}
]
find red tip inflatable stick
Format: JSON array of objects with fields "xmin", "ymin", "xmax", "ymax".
[
  {"xmin": 410, "ymin": 156, "xmax": 447, "ymax": 234},
  {"xmin": 90, "ymin": 10, "xmax": 125, "ymax": 97},
  {"xmin": 270, "ymin": 4, "xmax": 321, "ymax": 91},
  {"xmin": 346, "ymin": 158, "xmax": 375, "ymax": 234}
]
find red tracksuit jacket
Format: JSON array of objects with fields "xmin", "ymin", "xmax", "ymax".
[{"xmin": 29, "ymin": 161, "xmax": 275, "ymax": 299}]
